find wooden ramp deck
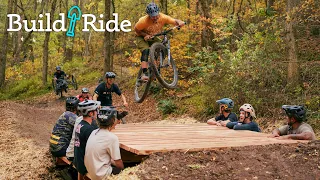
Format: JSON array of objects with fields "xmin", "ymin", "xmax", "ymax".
[{"xmin": 114, "ymin": 123, "xmax": 302, "ymax": 156}]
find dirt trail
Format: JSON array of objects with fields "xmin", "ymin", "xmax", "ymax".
[
  {"xmin": 1, "ymin": 76, "xmax": 319, "ymax": 179},
  {"xmin": 0, "ymin": 79, "xmax": 163, "ymax": 179},
  {"xmin": 0, "ymin": 100, "xmax": 62, "ymax": 179}
]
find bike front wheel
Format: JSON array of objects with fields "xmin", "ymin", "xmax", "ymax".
[
  {"xmin": 150, "ymin": 43, "xmax": 178, "ymax": 89},
  {"xmin": 134, "ymin": 68, "xmax": 152, "ymax": 103}
]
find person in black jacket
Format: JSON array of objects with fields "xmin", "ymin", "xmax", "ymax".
[{"xmin": 207, "ymin": 98, "xmax": 238, "ymax": 126}]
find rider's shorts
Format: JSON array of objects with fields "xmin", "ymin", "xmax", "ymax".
[
  {"xmin": 134, "ymin": 36, "xmax": 161, "ymax": 52},
  {"xmin": 51, "ymin": 144, "xmax": 68, "ymax": 157}
]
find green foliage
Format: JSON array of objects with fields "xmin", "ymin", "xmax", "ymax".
[
  {"xmin": 306, "ymin": 96, "xmax": 320, "ymax": 112},
  {"xmin": 0, "ymin": 75, "xmax": 50, "ymax": 100},
  {"xmin": 306, "ymin": 112, "xmax": 320, "ymax": 140},
  {"xmin": 311, "ymin": 27, "xmax": 320, "ymax": 36},
  {"xmin": 188, "ymin": 47, "xmax": 218, "ymax": 77},
  {"xmin": 179, "ymin": 85, "xmax": 210, "ymax": 118},
  {"xmin": 149, "ymin": 84, "xmax": 162, "ymax": 96},
  {"xmin": 185, "ymin": 18, "xmax": 290, "ymax": 117},
  {"xmin": 157, "ymin": 99, "xmax": 177, "ymax": 115}
]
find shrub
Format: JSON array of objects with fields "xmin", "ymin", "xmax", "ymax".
[{"xmin": 157, "ymin": 99, "xmax": 177, "ymax": 115}]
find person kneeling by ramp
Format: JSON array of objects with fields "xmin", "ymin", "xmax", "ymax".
[{"xmin": 85, "ymin": 107, "xmax": 124, "ymax": 179}]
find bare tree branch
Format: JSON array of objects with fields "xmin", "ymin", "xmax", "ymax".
[
  {"xmin": 237, "ymin": 0, "xmax": 253, "ymax": 34},
  {"xmin": 22, "ymin": 0, "xmax": 46, "ymax": 46}
]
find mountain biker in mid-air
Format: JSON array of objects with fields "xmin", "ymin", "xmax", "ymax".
[{"xmin": 134, "ymin": 2, "xmax": 185, "ymax": 81}]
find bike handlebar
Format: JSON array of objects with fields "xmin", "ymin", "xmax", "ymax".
[
  {"xmin": 101, "ymin": 105, "xmax": 126, "ymax": 109},
  {"xmin": 152, "ymin": 22, "xmax": 187, "ymax": 38}
]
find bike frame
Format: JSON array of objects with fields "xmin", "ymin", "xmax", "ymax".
[
  {"xmin": 154, "ymin": 24, "xmax": 184, "ymax": 69},
  {"xmin": 160, "ymin": 35, "xmax": 172, "ymax": 68}
]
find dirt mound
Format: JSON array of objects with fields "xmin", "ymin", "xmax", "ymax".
[{"xmin": 137, "ymin": 141, "xmax": 320, "ymax": 180}]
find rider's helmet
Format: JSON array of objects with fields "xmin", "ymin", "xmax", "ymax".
[
  {"xmin": 239, "ymin": 104, "xmax": 256, "ymax": 118},
  {"xmin": 105, "ymin": 72, "xmax": 116, "ymax": 79},
  {"xmin": 282, "ymin": 105, "xmax": 306, "ymax": 122},
  {"xmin": 81, "ymin": 88, "xmax": 89, "ymax": 93},
  {"xmin": 78, "ymin": 100, "xmax": 100, "ymax": 116},
  {"xmin": 97, "ymin": 107, "xmax": 117, "ymax": 127},
  {"xmin": 66, "ymin": 96, "xmax": 79, "ymax": 112},
  {"xmin": 146, "ymin": 3, "xmax": 160, "ymax": 17},
  {"xmin": 216, "ymin": 98, "xmax": 234, "ymax": 111},
  {"xmin": 56, "ymin": 66, "xmax": 61, "ymax": 71}
]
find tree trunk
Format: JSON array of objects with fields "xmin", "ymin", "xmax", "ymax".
[
  {"xmin": 198, "ymin": 0, "xmax": 216, "ymax": 50},
  {"xmin": 110, "ymin": 0, "xmax": 115, "ymax": 71},
  {"xmin": 22, "ymin": 0, "xmax": 45, "ymax": 47},
  {"xmin": 12, "ymin": 0, "xmax": 17, "ymax": 58},
  {"xmin": 83, "ymin": 0, "xmax": 90, "ymax": 57},
  {"xmin": 160, "ymin": 0, "xmax": 168, "ymax": 14},
  {"xmin": 14, "ymin": 14, "xmax": 23, "ymax": 64},
  {"xmin": 63, "ymin": 0, "xmax": 68, "ymax": 61},
  {"xmin": 196, "ymin": 0, "xmax": 199, "ymax": 15},
  {"xmin": 0, "ymin": 0, "xmax": 13, "ymax": 87},
  {"xmin": 34, "ymin": 0, "xmax": 37, "ymax": 12},
  {"xmin": 64, "ymin": 0, "xmax": 75, "ymax": 62},
  {"xmin": 42, "ymin": 0, "xmax": 57, "ymax": 86},
  {"xmin": 84, "ymin": 32, "xmax": 90, "ymax": 57},
  {"xmin": 213, "ymin": 0, "xmax": 218, "ymax": 7},
  {"xmin": 267, "ymin": 0, "xmax": 274, "ymax": 10},
  {"xmin": 286, "ymin": 0, "xmax": 300, "ymax": 86},
  {"xmin": 104, "ymin": 0, "xmax": 112, "ymax": 72}
]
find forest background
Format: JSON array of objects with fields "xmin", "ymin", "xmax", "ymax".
[{"xmin": 0, "ymin": 0, "xmax": 319, "ymax": 136}]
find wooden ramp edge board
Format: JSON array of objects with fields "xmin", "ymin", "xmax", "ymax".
[{"xmin": 114, "ymin": 123, "xmax": 307, "ymax": 155}]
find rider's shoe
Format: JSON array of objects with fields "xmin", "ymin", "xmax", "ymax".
[
  {"xmin": 117, "ymin": 111, "xmax": 128, "ymax": 120},
  {"xmin": 141, "ymin": 73, "xmax": 149, "ymax": 82},
  {"xmin": 136, "ymin": 80, "xmax": 142, "ymax": 87},
  {"xmin": 55, "ymin": 87, "xmax": 59, "ymax": 95}
]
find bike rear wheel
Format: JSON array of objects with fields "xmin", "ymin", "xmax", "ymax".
[
  {"xmin": 71, "ymin": 75, "xmax": 78, "ymax": 90},
  {"xmin": 134, "ymin": 68, "xmax": 152, "ymax": 103},
  {"xmin": 52, "ymin": 79, "xmax": 56, "ymax": 93},
  {"xmin": 150, "ymin": 43, "xmax": 178, "ymax": 89}
]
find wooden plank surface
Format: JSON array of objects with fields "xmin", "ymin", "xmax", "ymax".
[{"xmin": 113, "ymin": 123, "xmax": 303, "ymax": 155}]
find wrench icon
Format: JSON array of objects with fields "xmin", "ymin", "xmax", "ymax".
[{"xmin": 66, "ymin": 6, "xmax": 82, "ymax": 37}]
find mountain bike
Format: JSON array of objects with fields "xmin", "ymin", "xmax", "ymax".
[
  {"xmin": 52, "ymin": 75, "xmax": 78, "ymax": 98},
  {"xmin": 134, "ymin": 23, "xmax": 185, "ymax": 103}
]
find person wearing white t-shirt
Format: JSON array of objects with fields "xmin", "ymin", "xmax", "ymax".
[{"xmin": 85, "ymin": 107, "xmax": 124, "ymax": 179}]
